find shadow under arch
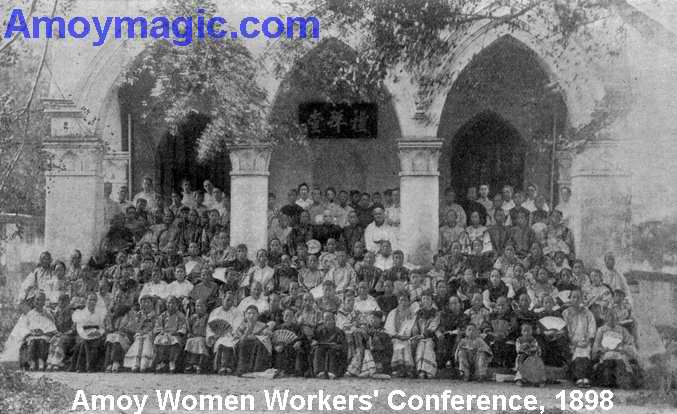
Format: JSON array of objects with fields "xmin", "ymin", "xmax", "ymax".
[
  {"xmin": 438, "ymin": 34, "xmax": 567, "ymax": 198},
  {"xmin": 448, "ymin": 111, "xmax": 525, "ymax": 196}
]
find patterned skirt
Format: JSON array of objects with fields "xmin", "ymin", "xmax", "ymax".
[
  {"xmin": 185, "ymin": 337, "xmax": 209, "ymax": 356},
  {"xmin": 123, "ymin": 334, "xmax": 154, "ymax": 370}
]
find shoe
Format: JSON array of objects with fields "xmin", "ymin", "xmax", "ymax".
[
  {"xmin": 316, "ymin": 372, "xmax": 326, "ymax": 379},
  {"xmin": 575, "ymin": 379, "xmax": 585, "ymax": 387},
  {"xmin": 516, "ymin": 380, "xmax": 524, "ymax": 387},
  {"xmin": 155, "ymin": 363, "xmax": 167, "ymax": 373},
  {"xmin": 328, "ymin": 372, "xmax": 336, "ymax": 380},
  {"xmin": 112, "ymin": 363, "xmax": 120, "ymax": 373},
  {"xmin": 105, "ymin": 365, "xmax": 112, "ymax": 373},
  {"xmin": 218, "ymin": 367, "xmax": 227, "ymax": 375},
  {"xmin": 131, "ymin": 366, "xmax": 139, "ymax": 373},
  {"xmin": 445, "ymin": 360, "xmax": 453, "ymax": 369},
  {"xmin": 184, "ymin": 366, "xmax": 193, "ymax": 374},
  {"xmin": 194, "ymin": 366, "xmax": 201, "ymax": 375},
  {"xmin": 418, "ymin": 372, "xmax": 426, "ymax": 379},
  {"xmin": 581, "ymin": 378, "xmax": 591, "ymax": 388}
]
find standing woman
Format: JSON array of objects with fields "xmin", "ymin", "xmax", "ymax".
[
  {"xmin": 384, "ymin": 293, "xmax": 417, "ymax": 378},
  {"xmin": 71, "ymin": 293, "xmax": 107, "ymax": 372},
  {"xmin": 233, "ymin": 305, "xmax": 273, "ymax": 375}
]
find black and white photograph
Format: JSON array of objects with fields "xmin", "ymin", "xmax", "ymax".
[{"xmin": 0, "ymin": 0, "xmax": 676, "ymax": 412}]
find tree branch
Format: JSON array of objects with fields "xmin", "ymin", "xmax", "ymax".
[
  {"xmin": 0, "ymin": 0, "xmax": 57, "ymax": 196},
  {"xmin": 0, "ymin": 0, "xmax": 40, "ymax": 55}
]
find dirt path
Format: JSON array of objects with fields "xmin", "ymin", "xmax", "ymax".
[{"xmin": 28, "ymin": 372, "xmax": 673, "ymax": 414}]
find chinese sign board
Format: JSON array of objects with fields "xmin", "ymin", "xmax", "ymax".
[{"xmin": 298, "ymin": 102, "xmax": 378, "ymax": 139}]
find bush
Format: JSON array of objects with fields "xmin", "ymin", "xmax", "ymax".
[{"xmin": 0, "ymin": 365, "xmax": 73, "ymax": 413}]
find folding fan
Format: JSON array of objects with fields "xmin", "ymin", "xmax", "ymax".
[{"xmin": 272, "ymin": 329, "xmax": 299, "ymax": 346}]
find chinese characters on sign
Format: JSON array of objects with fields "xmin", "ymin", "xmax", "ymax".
[{"xmin": 298, "ymin": 102, "xmax": 378, "ymax": 139}]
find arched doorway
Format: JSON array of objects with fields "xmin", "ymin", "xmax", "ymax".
[
  {"xmin": 449, "ymin": 111, "xmax": 524, "ymax": 196},
  {"xmin": 118, "ymin": 70, "xmax": 231, "ymax": 198},
  {"xmin": 438, "ymin": 35, "xmax": 567, "ymax": 201},
  {"xmin": 155, "ymin": 113, "xmax": 231, "ymax": 197}
]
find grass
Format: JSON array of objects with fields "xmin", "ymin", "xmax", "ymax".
[{"xmin": 0, "ymin": 365, "xmax": 74, "ymax": 413}]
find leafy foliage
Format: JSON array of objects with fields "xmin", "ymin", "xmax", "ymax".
[
  {"xmin": 271, "ymin": 0, "xmax": 622, "ymax": 127},
  {"xmin": 120, "ymin": 0, "xmax": 305, "ymax": 162},
  {"xmin": 0, "ymin": 365, "xmax": 73, "ymax": 413}
]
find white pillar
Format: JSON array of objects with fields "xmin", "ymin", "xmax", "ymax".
[
  {"xmin": 398, "ymin": 139, "xmax": 443, "ymax": 266},
  {"xmin": 43, "ymin": 99, "xmax": 104, "ymax": 260},
  {"xmin": 229, "ymin": 144, "xmax": 271, "ymax": 258},
  {"xmin": 570, "ymin": 140, "xmax": 631, "ymax": 267}
]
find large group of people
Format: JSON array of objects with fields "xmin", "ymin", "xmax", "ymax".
[{"xmin": 3, "ymin": 176, "xmax": 641, "ymax": 389}]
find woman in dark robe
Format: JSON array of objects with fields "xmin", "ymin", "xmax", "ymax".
[{"xmin": 272, "ymin": 308, "xmax": 307, "ymax": 376}]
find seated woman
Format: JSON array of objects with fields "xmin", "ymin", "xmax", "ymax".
[
  {"xmin": 123, "ymin": 295, "xmax": 157, "ymax": 372},
  {"xmin": 71, "ymin": 293, "xmax": 107, "ymax": 372},
  {"xmin": 436, "ymin": 296, "xmax": 470, "ymax": 371},
  {"xmin": 536, "ymin": 296, "xmax": 570, "ymax": 367},
  {"xmin": 412, "ymin": 291, "xmax": 440, "ymax": 379},
  {"xmin": 153, "ymin": 296, "xmax": 187, "ymax": 373},
  {"xmin": 184, "ymin": 299, "xmax": 210, "ymax": 374},
  {"xmin": 493, "ymin": 244, "xmax": 519, "ymax": 280},
  {"xmin": 46, "ymin": 293, "xmax": 75, "ymax": 371},
  {"xmin": 527, "ymin": 267, "xmax": 559, "ymax": 310},
  {"xmin": 457, "ymin": 268, "xmax": 482, "ymax": 309},
  {"xmin": 483, "ymin": 269, "xmax": 509, "ymax": 311},
  {"xmin": 103, "ymin": 291, "xmax": 134, "ymax": 373},
  {"xmin": 337, "ymin": 289, "xmax": 373, "ymax": 378},
  {"xmin": 584, "ymin": 269, "xmax": 613, "ymax": 324},
  {"xmin": 233, "ymin": 305, "xmax": 273, "ymax": 375},
  {"xmin": 166, "ymin": 265, "xmax": 194, "ymax": 312},
  {"xmin": 272, "ymin": 308, "xmax": 307, "ymax": 377},
  {"xmin": 592, "ymin": 311, "xmax": 640, "ymax": 389},
  {"xmin": 139, "ymin": 268, "xmax": 169, "ymax": 312},
  {"xmin": 384, "ymin": 293, "xmax": 417, "ymax": 378},
  {"xmin": 19, "ymin": 292, "xmax": 57, "ymax": 371},
  {"xmin": 312, "ymin": 311, "xmax": 346, "ymax": 379},
  {"xmin": 206, "ymin": 292, "xmax": 242, "ymax": 375}
]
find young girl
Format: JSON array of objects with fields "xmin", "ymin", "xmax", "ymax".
[
  {"xmin": 455, "ymin": 323, "xmax": 492, "ymax": 381},
  {"xmin": 515, "ymin": 323, "xmax": 545, "ymax": 387},
  {"xmin": 184, "ymin": 299, "xmax": 209, "ymax": 374}
]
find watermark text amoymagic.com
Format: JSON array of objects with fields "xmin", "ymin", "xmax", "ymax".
[{"xmin": 2, "ymin": 8, "xmax": 320, "ymax": 46}]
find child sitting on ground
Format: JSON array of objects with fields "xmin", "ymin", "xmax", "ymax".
[{"xmin": 455, "ymin": 323, "xmax": 492, "ymax": 381}]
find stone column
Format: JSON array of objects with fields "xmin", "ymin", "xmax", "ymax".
[
  {"xmin": 229, "ymin": 143, "xmax": 272, "ymax": 258},
  {"xmin": 398, "ymin": 139, "xmax": 443, "ymax": 266},
  {"xmin": 570, "ymin": 139, "xmax": 632, "ymax": 267},
  {"xmin": 556, "ymin": 149, "xmax": 574, "ymax": 189},
  {"xmin": 103, "ymin": 151, "xmax": 129, "ymax": 199},
  {"xmin": 43, "ymin": 99, "xmax": 104, "ymax": 260}
]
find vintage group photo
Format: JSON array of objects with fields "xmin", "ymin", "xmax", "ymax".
[{"xmin": 1, "ymin": 0, "xmax": 676, "ymax": 412}]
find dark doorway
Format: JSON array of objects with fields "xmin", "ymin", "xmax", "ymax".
[
  {"xmin": 155, "ymin": 112, "xmax": 231, "ymax": 197},
  {"xmin": 449, "ymin": 111, "xmax": 524, "ymax": 196}
]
